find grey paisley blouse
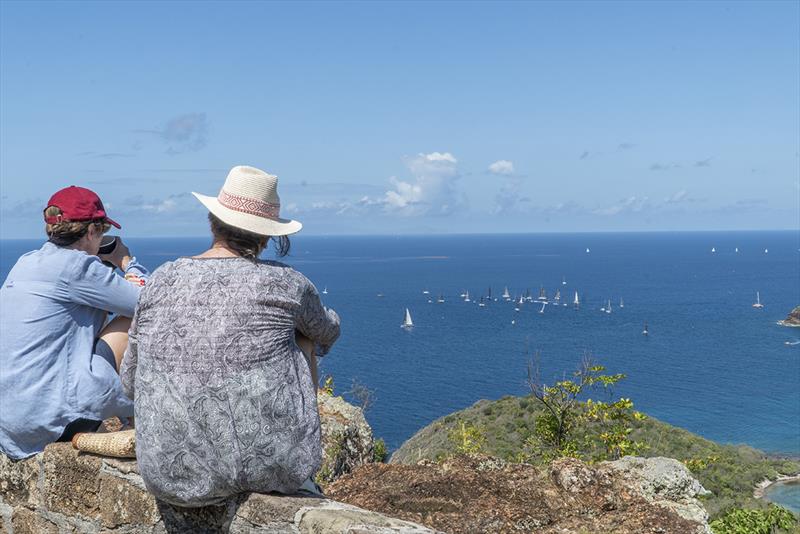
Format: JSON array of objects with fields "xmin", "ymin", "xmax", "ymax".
[{"xmin": 120, "ymin": 257, "xmax": 340, "ymax": 507}]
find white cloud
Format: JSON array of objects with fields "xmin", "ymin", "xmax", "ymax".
[
  {"xmin": 374, "ymin": 151, "xmax": 463, "ymax": 216},
  {"xmin": 488, "ymin": 160, "xmax": 515, "ymax": 176},
  {"xmin": 593, "ymin": 196, "xmax": 650, "ymax": 216}
]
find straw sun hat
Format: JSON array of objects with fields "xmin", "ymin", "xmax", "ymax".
[{"xmin": 192, "ymin": 165, "xmax": 302, "ymax": 237}]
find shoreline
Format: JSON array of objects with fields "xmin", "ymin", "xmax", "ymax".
[{"xmin": 754, "ymin": 474, "xmax": 800, "ymax": 500}]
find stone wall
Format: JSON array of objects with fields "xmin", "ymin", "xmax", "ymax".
[{"xmin": 0, "ymin": 443, "xmax": 437, "ymax": 534}]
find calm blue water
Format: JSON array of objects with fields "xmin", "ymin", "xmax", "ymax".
[
  {"xmin": 2, "ymin": 233, "xmax": 799, "ymax": 457},
  {"xmin": 766, "ymin": 481, "xmax": 800, "ymax": 513}
]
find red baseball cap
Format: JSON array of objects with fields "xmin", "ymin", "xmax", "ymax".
[{"xmin": 43, "ymin": 186, "xmax": 121, "ymax": 229}]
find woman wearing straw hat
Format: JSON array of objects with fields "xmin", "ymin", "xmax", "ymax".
[{"xmin": 120, "ymin": 165, "xmax": 340, "ymax": 506}]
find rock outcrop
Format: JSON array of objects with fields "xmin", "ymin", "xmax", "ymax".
[
  {"xmin": 317, "ymin": 392, "xmax": 376, "ymax": 485},
  {"xmin": 0, "ymin": 443, "xmax": 437, "ymax": 533},
  {"xmin": 327, "ymin": 454, "xmax": 712, "ymax": 534},
  {"xmin": 778, "ymin": 306, "xmax": 800, "ymax": 327}
]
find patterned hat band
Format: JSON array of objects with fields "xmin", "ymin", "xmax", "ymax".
[{"xmin": 217, "ymin": 189, "xmax": 280, "ymax": 220}]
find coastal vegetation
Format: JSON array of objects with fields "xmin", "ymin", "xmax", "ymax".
[{"xmin": 392, "ymin": 372, "xmax": 799, "ymax": 522}]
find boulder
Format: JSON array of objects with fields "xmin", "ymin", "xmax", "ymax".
[
  {"xmin": 602, "ymin": 456, "xmax": 712, "ymax": 532},
  {"xmin": 317, "ymin": 392, "xmax": 376, "ymax": 485}
]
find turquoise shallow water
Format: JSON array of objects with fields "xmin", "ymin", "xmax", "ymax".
[
  {"xmin": 766, "ymin": 481, "xmax": 800, "ymax": 513},
  {"xmin": 2, "ymin": 231, "xmax": 799, "ymax": 507}
]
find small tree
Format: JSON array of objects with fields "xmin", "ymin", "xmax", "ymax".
[
  {"xmin": 448, "ymin": 420, "xmax": 486, "ymax": 455},
  {"xmin": 343, "ymin": 378, "xmax": 376, "ymax": 413},
  {"xmin": 528, "ymin": 353, "xmax": 645, "ymax": 461}
]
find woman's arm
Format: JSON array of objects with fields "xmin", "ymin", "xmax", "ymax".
[
  {"xmin": 295, "ymin": 282, "xmax": 340, "ymax": 356},
  {"xmin": 66, "ymin": 255, "xmax": 145, "ymax": 317}
]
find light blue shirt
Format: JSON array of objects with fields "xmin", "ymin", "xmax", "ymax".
[{"xmin": 0, "ymin": 241, "xmax": 149, "ymax": 460}]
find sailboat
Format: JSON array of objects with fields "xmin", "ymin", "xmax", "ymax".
[
  {"xmin": 464, "ymin": 291, "xmax": 471, "ymax": 303},
  {"xmin": 735, "ymin": 247, "xmax": 739, "ymax": 253},
  {"xmin": 619, "ymin": 298, "xmax": 624, "ymax": 308},
  {"xmin": 422, "ymin": 289, "xmax": 430, "ymax": 295},
  {"xmin": 562, "ymin": 276, "xmax": 567, "ymax": 285},
  {"xmin": 642, "ymin": 321, "xmax": 649, "ymax": 336},
  {"xmin": 605, "ymin": 299, "xmax": 612, "ymax": 314},
  {"xmin": 539, "ymin": 302, "xmax": 546, "ymax": 314},
  {"xmin": 322, "ymin": 286, "xmax": 328, "ymax": 295},
  {"xmin": 711, "ymin": 247, "xmax": 716, "ymax": 253},
  {"xmin": 586, "ymin": 248, "xmax": 590, "ymax": 253},
  {"xmin": 502, "ymin": 287, "xmax": 511, "ymax": 300},
  {"xmin": 437, "ymin": 294, "xmax": 445, "ymax": 303},
  {"xmin": 479, "ymin": 296, "xmax": 486, "ymax": 307},
  {"xmin": 752, "ymin": 292, "xmax": 764, "ymax": 309},
  {"xmin": 764, "ymin": 248, "xmax": 769, "ymax": 254},
  {"xmin": 554, "ymin": 289, "xmax": 561, "ymax": 303},
  {"xmin": 537, "ymin": 287, "xmax": 547, "ymax": 302},
  {"xmin": 573, "ymin": 291, "xmax": 580, "ymax": 308},
  {"xmin": 401, "ymin": 308, "xmax": 413, "ymax": 329}
]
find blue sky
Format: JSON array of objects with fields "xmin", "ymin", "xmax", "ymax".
[{"xmin": 1, "ymin": 1, "xmax": 798, "ymax": 238}]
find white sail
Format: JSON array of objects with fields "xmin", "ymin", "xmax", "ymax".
[
  {"xmin": 554, "ymin": 290, "xmax": 561, "ymax": 301},
  {"xmin": 402, "ymin": 308, "xmax": 413, "ymax": 328},
  {"xmin": 464, "ymin": 291, "xmax": 471, "ymax": 302},
  {"xmin": 562, "ymin": 276, "xmax": 567, "ymax": 285},
  {"xmin": 502, "ymin": 287, "xmax": 511, "ymax": 299},
  {"xmin": 573, "ymin": 291, "xmax": 580, "ymax": 306},
  {"xmin": 753, "ymin": 292, "xmax": 764, "ymax": 309},
  {"xmin": 619, "ymin": 298, "xmax": 624, "ymax": 308},
  {"xmin": 606, "ymin": 299, "xmax": 612, "ymax": 314}
]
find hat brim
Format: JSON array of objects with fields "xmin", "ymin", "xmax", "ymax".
[
  {"xmin": 105, "ymin": 217, "xmax": 122, "ymax": 229},
  {"xmin": 192, "ymin": 192, "xmax": 302, "ymax": 237}
]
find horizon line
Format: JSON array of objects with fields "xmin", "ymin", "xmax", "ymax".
[{"xmin": 2, "ymin": 228, "xmax": 799, "ymax": 241}]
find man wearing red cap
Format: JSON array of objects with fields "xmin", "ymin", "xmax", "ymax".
[{"xmin": 0, "ymin": 186, "xmax": 149, "ymax": 460}]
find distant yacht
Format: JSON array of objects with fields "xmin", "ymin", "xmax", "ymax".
[
  {"xmin": 573, "ymin": 291, "xmax": 580, "ymax": 308},
  {"xmin": 619, "ymin": 298, "xmax": 624, "ymax": 308},
  {"xmin": 437, "ymin": 294, "xmax": 445, "ymax": 303},
  {"xmin": 401, "ymin": 308, "xmax": 413, "ymax": 329},
  {"xmin": 711, "ymin": 247, "xmax": 716, "ymax": 253},
  {"xmin": 764, "ymin": 248, "xmax": 769, "ymax": 254},
  {"xmin": 464, "ymin": 291, "xmax": 471, "ymax": 303},
  {"xmin": 643, "ymin": 321, "xmax": 649, "ymax": 336},
  {"xmin": 502, "ymin": 287, "xmax": 511, "ymax": 300},
  {"xmin": 586, "ymin": 248, "xmax": 590, "ymax": 253},
  {"xmin": 479, "ymin": 296, "xmax": 486, "ymax": 307},
  {"xmin": 511, "ymin": 319, "xmax": 516, "ymax": 325},
  {"xmin": 537, "ymin": 287, "xmax": 547, "ymax": 302},
  {"xmin": 422, "ymin": 289, "xmax": 429, "ymax": 295},
  {"xmin": 377, "ymin": 293, "xmax": 384, "ymax": 298},
  {"xmin": 427, "ymin": 298, "xmax": 433, "ymax": 304},
  {"xmin": 322, "ymin": 286, "xmax": 328, "ymax": 294},
  {"xmin": 539, "ymin": 302, "xmax": 546, "ymax": 314},
  {"xmin": 605, "ymin": 299, "xmax": 612, "ymax": 314},
  {"xmin": 562, "ymin": 276, "xmax": 567, "ymax": 285},
  {"xmin": 735, "ymin": 247, "xmax": 739, "ymax": 253},
  {"xmin": 752, "ymin": 292, "xmax": 764, "ymax": 309},
  {"xmin": 554, "ymin": 289, "xmax": 561, "ymax": 303}
]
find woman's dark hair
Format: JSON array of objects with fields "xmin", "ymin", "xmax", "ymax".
[
  {"xmin": 44, "ymin": 206, "xmax": 106, "ymax": 246},
  {"xmin": 209, "ymin": 213, "xmax": 290, "ymax": 259}
]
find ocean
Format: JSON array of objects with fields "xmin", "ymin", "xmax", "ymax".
[{"xmin": 2, "ymin": 231, "xmax": 799, "ymax": 507}]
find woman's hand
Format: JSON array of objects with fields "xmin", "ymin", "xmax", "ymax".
[{"xmin": 99, "ymin": 238, "xmax": 133, "ymax": 271}]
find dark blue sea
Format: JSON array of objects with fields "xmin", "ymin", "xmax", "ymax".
[{"xmin": 2, "ymin": 232, "xmax": 800, "ymax": 507}]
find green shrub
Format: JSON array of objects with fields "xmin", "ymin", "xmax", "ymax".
[
  {"xmin": 372, "ymin": 438, "xmax": 388, "ymax": 463},
  {"xmin": 710, "ymin": 505, "xmax": 797, "ymax": 534}
]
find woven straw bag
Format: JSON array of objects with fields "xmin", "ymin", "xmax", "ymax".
[{"xmin": 71, "ymin": 430, "xmax": 136, "ymax": 458}]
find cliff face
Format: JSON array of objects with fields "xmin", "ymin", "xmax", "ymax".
[{"xmin": 328, "ymin": 454, "xmax": 712, "ymax": 534}]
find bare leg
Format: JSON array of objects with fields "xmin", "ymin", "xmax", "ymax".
[
  {"xmin": 98, "ymin": 316, "xmax": 132, "ymax": 373},
  {"xmin": 296, "ymin": 333, "xmax": 318, "ymax": 392}
]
